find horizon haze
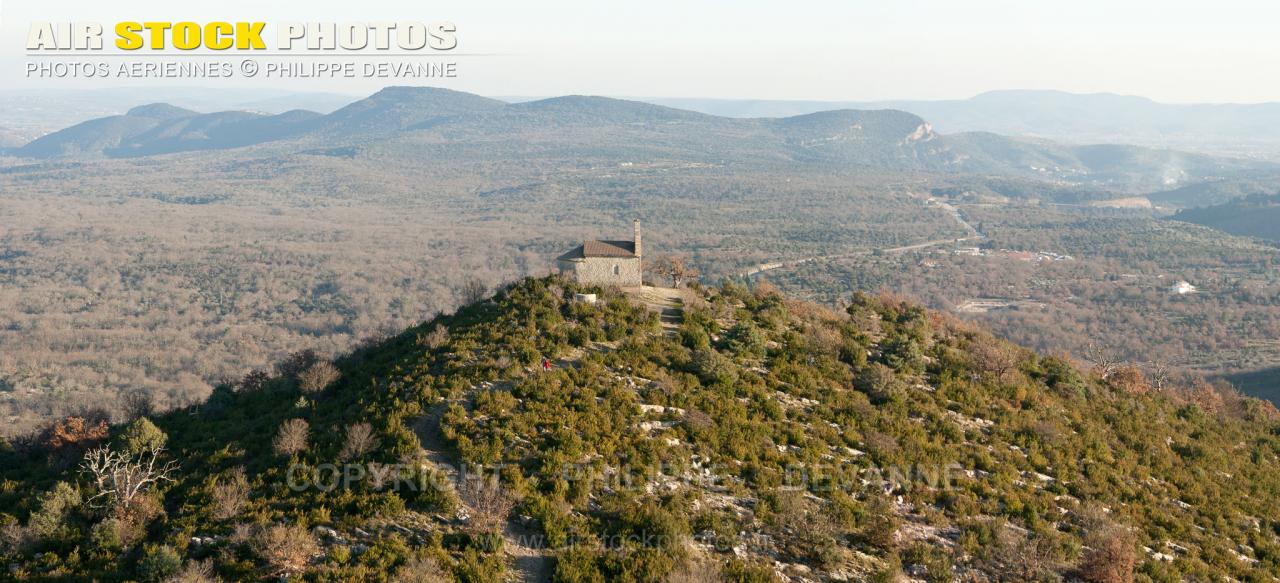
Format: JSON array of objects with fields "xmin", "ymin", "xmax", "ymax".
[{"xmin": 4, "ymin": 0, "xmax": 1280, "ymax": 103}]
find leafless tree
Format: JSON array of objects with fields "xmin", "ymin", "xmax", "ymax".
[
  {"xmin": 394, "ymin": 553, "xmax": 449, "ymax": 583},
  {"xmin": 0, "ymin": 521, "xmax": 27, "ymax": 555},
  {"xmin": 1083, "ymin": 343, "xmax": 1124, "ymax": 380},
  {"xmin": 1146, "ymin": 360, "xmax": 1172, "ymax": 392},
  {"xmin": 983, "ymin": 525, "xmax": 1063, "ymax": 582},
  {"xmin": 211, "ymin": 467, "xmax": 251, "ymax": 520},
  {"xmin": 169, "ymin": 559, "xmax": 222, "ymax": 583},
  {"xmin": 120, "ymin": 390, "xmax": 154, "ymax": 421},
  {"xmin": 459, "ymin": 279, "xmax": 488, "ymax": 305},
  {"xmin": 272, "ymin": 419, "xmax": 310, "ymax": 456},
  {"xmin": 418, "ymin": 323, "xmax": 450, "ymax": 349},
  {"xmin": 298, "ymin": 361, "xmax": 340, "ymax": 394},
  {"xmin": 459, "ymin": 477, "xmax": 517, "ymax": 534},
  {"xmin": 650, "ymin": 255, "xmax": 700, "ymax": 288},
  {"xmin": 338, "ymin": 422, "xmax": 381, "ymax": 461},
  {"xmin": 972, "ymin": 340, "xmax": 1020, "ymax": 384},
  {"xmin": 80, "ymin": 445, "xmax": 178, "ymax": 513},
  {"xmin": 1078, "ymin": 523, "xmax": 1137, "ymax": 583},
  {"xmin": 253, "ymin": 524, "xmax": 318, "ymax": 577}
]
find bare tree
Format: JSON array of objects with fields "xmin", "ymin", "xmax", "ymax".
[
  {"xmin": 458, "ymin": 477, "xmax": 517, "ymax": 534},
  {"xmin": 338, "ymin": 422, "xmax": 381, "ymax": 461},
  {"xmin": 211, "ymin": 467, "xmax": 251, "ymax": 520},
  {"xmin": 394, "ymin": 554, "xmax": 449, "ymax": 583},
  {"xmin": 120, "ymin": 390, "xmax": 154, "ymax": 421},
  {"xmin": 80, "ymin": 445, "xmax": 178, "ymax": 513},
  {"xmin": 297, "ymin": 361, "xmax": 340, "ymax": 394},
  {"xmin": 983, "ymin": 525, "xmax": 1063, "ymax": 582},
  {"xmin": 648, "ymin": 256, "xmax": 673, "ymax": 286},
  {"xmin": 0, "ymin": 519, "xmax": 26, "ymax": 554},
  {"xmin": 1146, "ymin": 360, "xmax": 1172, "ymax": 392},
  {"xmin": 1083, "ymin": 343, "xmax": 1124, "ymax": 381},
  {"xmin": 272, "ymin": 419, "xmax": 310, "ymax": 457},
  {"xmin": 459, "ymin": 279, "xmax": 488, "ymax": 305},
  {"xmin": 1078, "ymin": 523, "xmax": 1137, "ymax": 583},
  {"xmin": 418, "ymin": 323, "xmax": 450, "ymax": 349},
  {"xmin": 169, "ymin": 559, "xmax": 222, "ymax": 583},
  {"xmin": 394, "ymin": 553, "xmax": 450, "ymax": 583},
  {"xmin": 972, "ymin": 340, "xmax": 1020, "ymax": 384},
  {"xmin": 650, "ymin": 255, "xmax": 701, "ymax": 288},
  {"xmin": 253, "ymin": 524, "xmax": 318, "ymax": 577}
]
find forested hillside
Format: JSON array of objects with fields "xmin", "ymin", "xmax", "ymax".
[
  {"xmin": 2, "ymin": 277, "xmax": 1277, "ymax": 581},
  {"xmin": 4, "ymin": 87, "xmax": 1280, "ymax": 443},
  {"xmin": 1174, "ymin": 193, "xmax": 1280, "ymax": 242}
]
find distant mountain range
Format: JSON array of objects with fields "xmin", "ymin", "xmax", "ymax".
[
  {"xmin": 0, "ymin": 87, "xmax": 359, "ymax": 146},
  {"xmin": 7, "ymin": 87, "xmax": 1275, "ymax": 195},
  {"xmin": 649, "ymin": 90, "xmax": 1280, "ymax": 158},
  {"xmin": 12, "ymin": 88, "xmax": 1280, "ymax": 161}
]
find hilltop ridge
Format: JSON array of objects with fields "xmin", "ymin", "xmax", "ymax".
[
  {"xmin": 11, "ymin": 87, "xmax": 1274, "ymax": 193},
  {"xmin": 2, "ymin": 276, "xmax": 1277, "ymax": 581}
]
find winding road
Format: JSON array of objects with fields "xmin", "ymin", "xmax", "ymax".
[{"xmin": 741, "ymin": 200, "xmax": 984, "ymax": 278}]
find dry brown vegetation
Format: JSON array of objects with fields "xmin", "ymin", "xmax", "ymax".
[
  {"xmin": 337, "ymin": 422, "xmax": 380, "ymax": 461},
  {"xmin": 210, "ymin": 467, "xmax": 250, "ymax": 520},
  {"xmin": 298, "ymin": 361, "xmax": 341, "ymax": 394},
  {"xmin": 770, "ymin": 203, "xmax": 1280, "ymax": 384},
  {"xmin": 0, "ymin": 147, "xmax": 959, "ymax": 437},
  {"xmin": 272, "ymin": 418, "xmax": 310, "ymax": 457},
  {"xmin": 253, "ymin": 523, "xmax": 319, "ymax": 576}
]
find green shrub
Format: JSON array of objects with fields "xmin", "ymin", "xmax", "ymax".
[
  {"xmin": 722, "ymin": 559, "xmax": 778, "ymax": 583},
  {"xmin": 28, "ymin": 482, "xmax": 81, "ymax": 541},
  {"xmin": 692, "ymin": 349, "xmax": 739, "ymax": 386},
  {"xmin": 553, "ymin": 546, "xmax": 605, "ymax": 583},
  {"xmin": 115, "ymin": 417, "xmax": 168, "ymax": 454},
  {"xmin": 726, "ymin": 320, "xmax": 765, "ymax": 357},
  {"xmin": 858, "ymin": 494, "xmax": 900, "ymax": 551},
  {"xmin": 454, "ymin": 547, "xmax": 504, "ymax": 583},
  {"xmin": 136, "ymin": 544, "xmax": 182, "ymax": 582},
  {"xmin": 902, "ymin": 543, "xmax": 953, "ymax": 582},
  {"xmin": 88, "ymin": 519, "xmax": 123, "ymax": 554},
  {"xmin": 679, "ymin": 325, "xmax": 711, "ymax": 350}
]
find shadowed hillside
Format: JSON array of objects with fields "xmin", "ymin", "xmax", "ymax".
[{"xmin": 1174, "ymin": 192, "xmax": 1280, "ymax": 242}]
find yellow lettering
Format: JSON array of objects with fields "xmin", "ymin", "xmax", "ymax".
[
  {"xmin": 114, "ymin": 22, "xmax": 143, "ymax": 50},
  {"xmin": 142, "ymin": 22, "xmax": 171, "ymax": 49},
  {"xmin": 204, "ymin": 22, "xmax": 233, "ymax": 50},
  {"xmin": 172, "ymin": 22, "xmax": 201, "ymax": 50},
  {"xmin": 236, "ymin": 22, "xmax": 266, "ymax": 49}
]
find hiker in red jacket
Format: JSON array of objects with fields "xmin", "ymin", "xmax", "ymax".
[{"xmin": 542, "ymin": 358, "xmax": 552, "ymax": 371}]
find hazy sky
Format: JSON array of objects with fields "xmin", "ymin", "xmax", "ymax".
[{"xmin": 2, "ymin": 0, "xmax": 1278, "ymax": 103}]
